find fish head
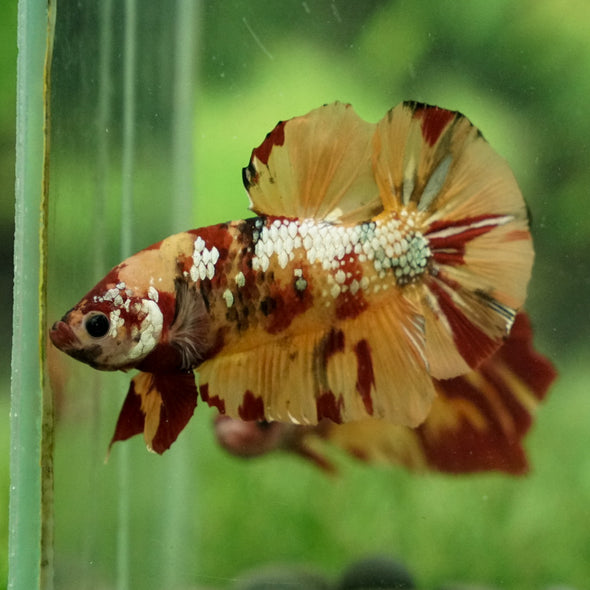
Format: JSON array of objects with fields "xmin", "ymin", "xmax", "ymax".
[{"xmin": 50, "ymin": 270, "xmax": 164, "ymax": 371}]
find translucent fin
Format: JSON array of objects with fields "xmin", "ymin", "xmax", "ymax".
[
  {"xmin": 374, "ymin": 102, "xmax": 533, "ymax": 376},
  {"xmin": 318, "ymin": 313, "xmax": 556, "ymax": 474},
  {"xmin": 243, "ymin": 102, "xmax": 382, "ymax": 224},
  {"xmin": 211, "ymin": 315, "xmax": 556, "ymax": 476},
  {"xmin": 198, "ymin": 290, "xmax": 435, "ymax": 428}
]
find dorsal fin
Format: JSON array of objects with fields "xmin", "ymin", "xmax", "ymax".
[{"xmin": 243, "ymin": 102, "xmax": 382, "ymax": 224}]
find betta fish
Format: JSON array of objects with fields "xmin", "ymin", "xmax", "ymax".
[{"xmin": 50, "ymin": 101, "xmax": 535, "ymax": 455}]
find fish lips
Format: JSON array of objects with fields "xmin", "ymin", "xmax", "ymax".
[{"xmin": 49, "ymin": 320, "xmax": 81, "ymax": 351}]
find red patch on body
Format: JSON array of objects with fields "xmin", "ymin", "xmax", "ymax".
[
  {"xmin": 413, "ymin": 105, "xmax": 456, "ymax": 147},
  {"xmin": 316, "ymin": 391, "xmax": 344, "ymax": 423},
  {"xmin": 252, "ymin": 120, "xmax": 286, "ymax": 165},
  {"xmin": 200, "ymin": 383, "xmax": 226, "ymax": 414},
  {"xmin": 336, "ymin": 292, "xmax": 368, "ymax": 319},
  {"xmin": 353, "ymin": 339, "xmax": 375, "ymax": 415},
  {"xmin": 264, "ymin": 279, "xmax": 314, "ymax": 334},
  {"xmin": 137, "ymin": 343, "xmax": 184, "ymax": 373},
  {"xmin": 176, "ymin": 252, "xmax": 194, "ymax": 275},
  {"xmin": 155, "ymin": 290, "xmax": 177, "ymax": 332},
  {"xmin": 335, "ymin": 258, "xmax": 369, "ymax": 320},
  {"xmin": 238, "ymin": 390, "xmax": 266, "ymax": 421}
]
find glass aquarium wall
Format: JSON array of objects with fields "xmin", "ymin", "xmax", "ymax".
[{"xmin": 24, "ymin": 0, "xmax": 590, "ymax": 588}]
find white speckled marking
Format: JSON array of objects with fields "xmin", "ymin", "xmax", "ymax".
[
  {"xmin": 223, "ymin": 288, "xmax": 234, "ymax": 308},
  {"xmin": 127, "ymin": 299, "xmax": 164, "ymax": 360},
  {"xmin": 148, "ymin": 286, "xmax": 159, "ymax": 302},
  {"xmin": 251, "ymin": 215, "xmax": 431, "ymax": 295},
  {"xmin": 191, "ymin": 238, "xmax": 220, "ymax": 282},
  {"xmin": 235, "ymin": 271, "xmax": 246, "ymax": 288},
  {"xmin": 93, "ymin": 283, "xmax": 134, "ymax": 312},
  {"xmin": 109, "ymin": 309, "xmax": 125, "ymax": 338}
]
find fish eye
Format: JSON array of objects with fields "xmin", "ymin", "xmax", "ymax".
[{"xmin": 84, "ymin": 313, "xmax": 110, "ymax": 338}]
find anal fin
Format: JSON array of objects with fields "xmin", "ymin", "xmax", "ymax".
[{"xmin": 198, "ymin": 290, "xmax": 436, "ymax": 428}]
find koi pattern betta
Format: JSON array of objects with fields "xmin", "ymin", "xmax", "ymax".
[{"xmin": 50, "ymin": 101, "xmax": 555, "ymax": 471}]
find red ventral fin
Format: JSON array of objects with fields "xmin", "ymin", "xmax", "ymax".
[{"xmin": 109, "ymin": 371, "xmax": 198, "ymax": 455}]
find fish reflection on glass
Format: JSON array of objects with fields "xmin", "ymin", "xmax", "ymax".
[{"xmin": 50, "ymin": 101, "xmax": 540, "ymax": 459}]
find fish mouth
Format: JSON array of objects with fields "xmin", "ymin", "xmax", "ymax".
[{"xmin": 49, "ymin": 320, "xmax": 81, "ymax": 351}]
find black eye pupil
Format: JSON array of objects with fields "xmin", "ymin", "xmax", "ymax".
[{"xmin": 85, "ymin": 313, "xmax": 110, "ymax": 338}]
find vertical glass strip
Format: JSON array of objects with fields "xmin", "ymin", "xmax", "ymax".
[
  {"xmin": 171, "ymin": 0, "xmax": 198, "ymax": 230},
  {"xmin": 162, "ymin": 1, "xmax": 199, "ymax": 586},
  {"xmin": 48, "ymin": 2, "xmax": 202, "ymax": 586},
  {"xmin": 115, "ymin": 1, "xmax": 137, "ymax": 588},
  {"xmin": 10, "ymin": 0, "xmax": 55, "ymax": 589}
]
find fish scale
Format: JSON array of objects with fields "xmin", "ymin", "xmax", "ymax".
[{"xmin": 248, "ymin": 212, "xmax": 430, "ymax": 294}]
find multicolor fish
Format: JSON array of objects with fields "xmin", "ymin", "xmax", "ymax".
[{"xmin": 50, "ymin": 101, "xmax": 537, "ymax": 457}]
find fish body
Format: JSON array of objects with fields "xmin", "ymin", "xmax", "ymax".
[{"xmin": 50, "ymin": 101, "xmax": 535, "ymax": 455}]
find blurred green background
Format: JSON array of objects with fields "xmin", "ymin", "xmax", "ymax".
[{"xmin": 5, "ymin": 0, "xmax": 590, "ymax": 588}]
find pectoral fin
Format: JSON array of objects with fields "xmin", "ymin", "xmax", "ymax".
[{"xmin": 169, "ymin": 277, "xmax": 212, "ymax": 370}]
